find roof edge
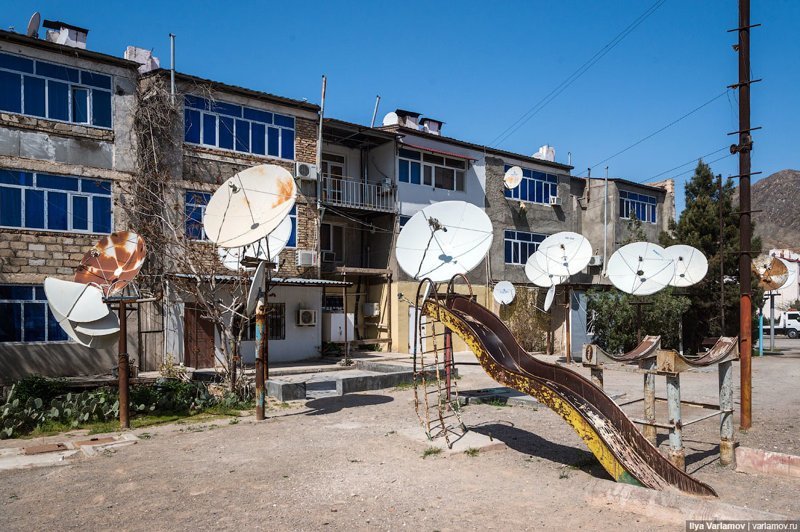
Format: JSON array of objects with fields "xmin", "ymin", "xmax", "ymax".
[{"xmin": 0, "ymin": 29, "xmax": 138, "ymax": 69}]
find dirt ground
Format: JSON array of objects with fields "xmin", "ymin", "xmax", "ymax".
[{"xmin": 1, "ymin": 344, "xmax": 799, "ymax": 531}]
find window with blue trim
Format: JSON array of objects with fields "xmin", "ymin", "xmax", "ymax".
[
  {"xmin": 504, "ymin": 229, "xmax": 546, "ymax": 265},
  {"xmin": 399, "ymin": 215, "xmax": 411, "ymax": 228},
  {"xmin": 619, "ymin": 190, "xmax": 657, "ymax": 224},
  {"xmin": 0, "ymin": 285, "xmax": 69, "ymax": 343},
  {"xmin": 0, "ymin": 169, "xmax": 111, "ymax": 233},
  {"xmin": 503, "ymin": 165, "xmax": 558, "ymax": 204},
  {"xmin": 398, "ymin": 148, "xmax": 466, "ymax": 191},
  {"xmin": 185, "ymin": 190, "xmax": 211, "ymax": 240},
  {"xmin": 0, "ymin": 52, "xmax": 113, "ymax": 127},
  {"xmin": 184, "ymin": 95, "xmax": 295, "ymax": 160},
  {"xmin": 287, "ymin": 205, "xmax": 297, "ymax": 247}
]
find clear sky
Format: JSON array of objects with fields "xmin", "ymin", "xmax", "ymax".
[{"xmin": 4, "ymin": 1, "xmax": 798, "ymax": 214}]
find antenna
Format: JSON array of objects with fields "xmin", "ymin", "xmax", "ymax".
[
  {"xmin": 535, "ymin": 232, "xmax": 593, "ymax": 277},
  {"xmin": 663, "ymin": 245, "xmax": 709, "ymax": 287},
  {"xmin": 395, "ymin": 201, "xmax": 493, "ymax": 282},
  {"xmin": 74, "ymin": 231, "xmax": 146, "ymax": 296},
  {"xmin": 493, "ymin": 281, "xmax": 516, "ymax": 305},
  {"xmin": 607, "ymin": 242, "xmax": 675, "ymax": 296},
  {"xmin": 370, "ymin": 95, "xmax": 381, "ymax": 128},
  {"xmin": 503, "ymin": 166, "xmax": 523, "ymax": 190},
  {"xmin": 26, "ymin": 12, "xmax": 40, "ymax": 38},
  {"xmin": 752, "ymin": 253, "xmax": 788, "ymax": 291}
]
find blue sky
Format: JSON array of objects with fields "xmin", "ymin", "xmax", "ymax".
[{"xmin": 4, "ymin": 1, "xmax": 798, "ymax": 214}]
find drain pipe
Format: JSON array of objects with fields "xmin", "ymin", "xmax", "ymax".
[
  {"xmin": 169, "ymin": 33, "xmax": 176, "ymax": 104},
  {"xmin": 602, "ymin": 166, "xmax": 609, "ymax": 277}
]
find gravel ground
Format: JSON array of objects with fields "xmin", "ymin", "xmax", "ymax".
[{"xmin": 1, "ymin": 344, "xmax": 798, "ymax": 531}]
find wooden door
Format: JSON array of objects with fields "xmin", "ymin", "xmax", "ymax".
[{"xmin": 184, "ymin": 304, "xmax": 215, "ymax": 368}]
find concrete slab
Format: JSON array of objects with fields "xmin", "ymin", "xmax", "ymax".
[
  {"xmin": 399, "ymin": 427, "xmax": 507, "ymax": 454},
  {"xmin": 0, "ymin": 447, "xmax": 79, "ymax": 470},
  {"xmin": 735, "ymin": 446, "xmax": 800, "ymax": 479}
]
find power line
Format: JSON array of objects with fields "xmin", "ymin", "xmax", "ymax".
[
  {"xmin": 489, "ymin": 0, "xmax": 667, "ymax": 148},
  {"xmin": 636, "ymin": 146, "xmax": 730, "ymax": 183}
]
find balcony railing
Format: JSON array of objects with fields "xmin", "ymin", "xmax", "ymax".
[{"xmin": 321, "ymin": 175, "xmax": 396, "ymax": 212}]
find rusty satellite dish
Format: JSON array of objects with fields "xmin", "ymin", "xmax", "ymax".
[
  {"xmin": 75, "ymin": 231, "xmax": 146, "ymax": 296},
  {"xmin": 777, "ymin": 258, "xmax": 796, "ymax": 290},
  {"xmin": 203, "ymin": 164, "xmax": 297, "ymax": 249},
  {"xmin": 504, "ymin": 166, "xmax": 523, "ymax": 190},
  {"xmin": 752, "ymin": 253, "xmax": 789, "ymax": 291}
]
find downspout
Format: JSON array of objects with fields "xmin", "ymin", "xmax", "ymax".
[{"xmin": 602, "ymin": 166, "xmax": 609, "ymax": 277}]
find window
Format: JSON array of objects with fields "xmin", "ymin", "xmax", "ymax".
[
  {"xmin": 0, "ymin": 169, "xmax": 111, "ymax": 233},
  {"xmin": 320, "ymin": 223, "xmax": 345, "ymax": 260},
  {"xmin": 184, "ymin": 95, "xmax": 295, "ymax": 160},
  {"xmin": 244, "ymin": 303, "xmax": 286, "ymax": 340},
  {"xmin": 287, "ymin": 205, "xmax": 297, "ymax": 247},
  {"xmin": 0, "ymin": 52, "xmax": 113, "ymax": 127},
  {"xmin": 0, "ymin": 285, "xmax": 69, "ymax": 343},
  {"xmin": 504, "ymin": 229, "xmax": 546, "ymax": 265},
  {"xmin": 399, "ymin": 215, "xmax": 411, "ymax": 228},
  {"xmin": 323, "ymin": 295, "xmax": 344, "ymax": 312},
  {"xmin": 503, "ymin": 165, "xmax": 558, "ymax": 204},
  {"xmin": 398, "ymin": 148, "xmax": 466, "ymax": 192},
  {"xmin": 619, "ymin": 190, "xmax": 657, "ymax": 224},
  {"xmin": 185, "ymin": 190, "xmax": 211, "ymax": 240}
]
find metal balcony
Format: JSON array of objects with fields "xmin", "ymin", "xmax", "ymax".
[{"xmin": 320, "ymin": 175, "xmax": 396, "ymax": 213}]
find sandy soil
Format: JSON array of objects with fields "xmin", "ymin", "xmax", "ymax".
[{"xmin": 1, "ymin": 344, "xmax": 798, "ymax": 531}]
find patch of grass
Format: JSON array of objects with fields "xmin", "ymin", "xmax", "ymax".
[
  {"xmin": 481, "ymin": 397, "xmax": 509, "ymax": 407},
  {"xmin": 393, "ymin": 382, "xmax": 414, "ymax": 391},
  {"xmin": 138, "ymin": 432, "xmax": 153, "ymax": 439},
  {"xmin": 228, "ymin": 418, "xmax": 240, "ymax": 425},
  {"xmin": 422, "ymin": 446, "xmax": 442, "ymax": 459},
  {"xmin": 464, "ymin": 448, "xmax": 480, "ymax": 457}
]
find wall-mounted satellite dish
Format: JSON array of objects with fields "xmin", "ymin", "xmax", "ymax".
[
  {"xmin": 26, "ymin": 12, "xmax": 40, "ymax": 38},
  {"xmin": 395, "ymin": 201, "xmax": 493, "ymax": 282},
  {"xmin": 246, "ymin": 261, "xmax": 267, "ymax": 317},
  {"xmin": 493, "ymin": 281, "xmax": 516, "ymax": 305},
  {"xmin": 44, "ymin": 278, "xmax": 120, "ymax": 348},
  {"xmin": 607, "ymin": 242, "xmax": 675, "ymax": 296},
  {"xmin": 524, "ymin": 250, "xmax": 567, "ymax": 287},
  {"xmin": 778, "ymin": 258, "xmax": 796, "ymax": 290},
  {"xmin": 535, "ymin": 232, "xmax": 593, "ymax": 277},
  {"xmin": 219, "ymin": 216, "xmax": 292, "ymax": 271},
  {"xmin": 75, "ymin": 231, "xmax": 146, "ymax": 296},
  {"xmin": 752, "ymin": 253, "xmax": 789, "ymax": 291},
  {"xmin": 504, "ymin": 166, "xmax": 523, "ymax": 190},
  {"xmin": 382, "ymin": 111, "xmax": 400, "ymax": 126},
  {"xmin": 203, "ymin": 164, "xmax": 297, "ymax": 249},
  {"xmin": 544, "ymin": 285, "xmax": 556, "ymax": 312},
  {"xmin": 663, "ymin": 245, "xmax": 708, "ymax": 287}
]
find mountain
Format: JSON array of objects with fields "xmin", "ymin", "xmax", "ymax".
[{"xmin": 749, "ymin": 169, "xmax": 800, "ymax": 252}]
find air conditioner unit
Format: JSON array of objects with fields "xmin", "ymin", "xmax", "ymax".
[
  {"xmin": 363, "ymin": 302, "xmax": 380, "ymax": 317},
  {"xmin": 296, "ymin": 309, "xmax": 317, "ymax": 327},
  {"xmin": 296, "ymin": 250, "xmax": 317, "ymax": 267},
  {"xmin": 321, "ymin": 251, "xmax": 336, "ymax": 263},
  {"xmin": 295, "ymin": 162, "xmax": 318, "ymax": 181},
  {"xmin": 549, "ymin": 196, "xmax": 563, "ymax": 207},
  {"xmin": 588, "ymin": 255, "xmax": 603, "ymax": 267}
]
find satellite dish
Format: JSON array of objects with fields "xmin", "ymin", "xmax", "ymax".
[
  {"xmin": 752, "ymin": 253, "xmax": 789, "ymax": 291},
  {"xmin": 219, "ymin": 215, "xmax": 292, "ymax": 271},
  {"xmin": 535, "ymin": 232, "xmax": 593, "ymax": 277},
  {"xmin": 493, "ymin": 281, "xmax": 516, "ymax": 305},
  {"xmin": 663, "ymin": 245, "xmax": 708, "ymax": 287},
  {"xmin": 246, "ymin": 261, "xmax": 266, "ymax": 317},
  {"xmin": 26, "ymin": 12, "xmax": 40, "ymax": 38},
  {"xmin": 382, "ymin": 112, "xmax": 399, "ymax": 126},
  {"xmin": 73, "ymin": 310, "xmax": 120, "ymax": 336},
  {"xmin": 778, "ymin": 258, "xmax": 796, "ymax": 290},
  {"xmin": 44, "ymin": 278, "xmax": 108, "ymax": 324},
  {"xmin": 504, "ymin": 166, "xmax": 523, "ymax": 190},
  {"xmin": 524, "ymin": 250, "xmax": 568, "ymax": 287},
  {"xmin": 607, "ymin": 242, "xmax": 675, "ymax": 296},
  {"xmin": 395, "ymin": 201, "xmax": 493, "ymax": 282},
  {"xmin": 203, "ymin": 164, "xmax": 297, "ymax": 249},
  {"xmin": 75, "ymin": 231, "xmax": 147, "ymax": 296},
  {"xmin": 544, "ymin": 285, "xmax": 556, "ymax": 312}
]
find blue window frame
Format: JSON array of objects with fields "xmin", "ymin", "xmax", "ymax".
[
  {"xmin": 287, "ymin": 205, "xmax": 297, "ymax": 247},
  {"xmin": 504, "ymin": 229, "xmax": 546, "ymax": 265},
  {"xmin": 185, "ymin": 190, "xmax": 211, "ymax": 240},
  {"xmin": 504, "ymin": 165, "xmax": 559, "ymax": 204},
  {"xmin": 184, "ymin": 95, "xmax": 295, "ymax": 160},
  {"xmin": 0, "ymin": 52, "xmax": 113, "ymax": 127},
  {"xmin": 399, "ymin": 215, "xmax": 411, "ymax": 228},
  {"xmin": 0, "ymin": 169, "xmax": 112, "ymax": 233},
  {"xmin": 619, "ymin": 190, "xmax": 657, "ymax": 224},
  {"xmin": 0, "ymin": 285, "xmax": 69, "ymax": 343},
  {"xmin": 398, "ymin": 148, "xmax": 466, "ymax": 191}
]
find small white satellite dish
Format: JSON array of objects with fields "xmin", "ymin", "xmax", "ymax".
[
  {"xmin": 74, "ymin": 310, "xmax": 121, "ymax": 336},
  {"xmin": 382, "ymin": 111, "xmax": 399, "ymax": 126},
  {"xmin": 663, "ymin": 245, "xmax": 708, "ymax": 287},
  {"xmin": 219, "ymin": 215, "xmax": 292, "ymax": 271},
  {"xmin": 524, "ymin": 250, "xmax": 568, "ymax": 287},
  {"xmin": 535, "ymin": 232, "xmax": 593, "ymax": 277},
  {"xmin": 504, "ymin": 166, "xmax": 523, "ymax": 190},
  {"xmin": 493, "ymin": 281, "xmax": 516, "ymax": 305},
  {"xmin": 203, "ymin": 164, "xmax": 297, "ymax": 249},
  {"xmin": 607, "ymin": 242, "xmax": 675, "ymax": 296},
  {"xmin": 544, "ymin": 285, "xmax": 556, "ymax": 312},
  {"xmin": 395, "ymin": 201, "xmax": 493, "ymax": 282},
  {"xmin": 778, "ymin": 258, "xmax": 797, "ymax": 290},
  {"xmin": 26, "ymin": 12, "xmax": 40, "ymax": 38},
  {"xmin": 44, "ymin": 278, "xmax": 108, "ymax": 324},
  {"xmin": 246, "ymin": 260, "xmax": 266, "ymax": 317}
]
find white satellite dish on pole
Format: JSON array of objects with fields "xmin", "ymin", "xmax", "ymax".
[
  {"xmin": 493, "ymin": 281, "xmax": 516, "ymax": 305},
  {"xmin": 395, "ymin": 201, "xmax": 493, "ymax": 282},
  {"xmin": 203, "ymin": 164, "xmax": 297, "ymax": 249},
  {"xmin": 663, "ymin": 245, "xmax": 708, "ymax": 287},
  {"xmin": 544, "ymin": 285, "xmax": 556, "ymax": 312},
  {"xmin": 524, "ymin": 250, "xmax": 568, "ymax": 287},
  {"xmin": 778, "ymin": 258, "xmax": 796, "ymax": 290},
  {"xmin": 504, "ymin": 166, "xmax": 523, "ymax": 190},
  {"xmin": 26, "ymin": 12, "xmax": 41, "ymax": 38},
  {"xmin": 44, "ymin": 278, "xmax": 121, "ymax": 347},
  {"xmin": 246, "ymin": 261, "xmax": 267, "ymax": 317},
  {"xmin": 535, "ymin": 232, "xmax": 593, "ymax": 277},
  {"xmin": 607, "ymin": 242, "xmax": 675, "ymax": 296}
]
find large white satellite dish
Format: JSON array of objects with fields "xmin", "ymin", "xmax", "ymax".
[
  {"xmin": 535, "ymin": 232, "xmax": 593, "ymax": 277},
  {"xmin": 493, "ymin": 281, "xmax": 516, "ymax": 305},
  {"xmin": 44, "ymin": 278, "xmax": 108, "ymax": 324},
  {"xmin": 544, "ymin": 285, "xmax": 556, "ymax": 312},
  {"xmin": 219, "ymin": 215, "xmax": 292, "ymax": 271},
  {"xmin": 395, "ymin": 201, "xmax": 493, "ymax": 282},
  {"xmin": 246, "ymin": 260, "xmax": 267, "ymax": 317},
  {"xmin": 203, "ymin": 164, "xmax": 297, "ymax": 249},
  {"xmin": 664, "ymin": 245, "xmax": 708, "ymax": 287},
  {"xmin": 524, "ymin": 250, "xmax": 568, "ymax": 287},
  {"xmin": 74, "ymin": 310, "xmax": 120, "ymax": 336},
  {"xmin": 607, "ymin": 242, "xmax": 675, "ymax": 296},
  {"xmin": 778, "ymin": 258, "xmax": 796, "ymax": 290},
  {"xmin": 504, "ymin": 166, "xmax": 523, "ymax": 190}
]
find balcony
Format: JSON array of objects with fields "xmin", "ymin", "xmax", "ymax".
[{"xmin": 321, "ymin": 175, "xmax": 396, "ymax": 213}]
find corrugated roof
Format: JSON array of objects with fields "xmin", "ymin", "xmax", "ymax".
[{"xmin": 171, "ymin": 273, "xmax": 351, "ymax": 287}]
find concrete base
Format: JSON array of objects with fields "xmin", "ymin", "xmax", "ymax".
[
  {"xmin": 400, "ymin": 427, "xmax": 507, "ymax": 454},
  {"xmin": 267, "ymin": 379, "xmax": 307, "ymax": 401},
  {"xmin": 735, "ymin": 446, "xmax": 800, "ymax": 478},
  {"xmin": 0, "ymin": 433, "xmax": 138, "ymax": 470}
]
